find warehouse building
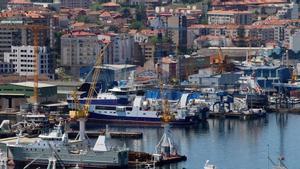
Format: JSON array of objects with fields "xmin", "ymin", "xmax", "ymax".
[{"xmin": 0, "ymin": 81, "xmax": 57, "ymax": 111}]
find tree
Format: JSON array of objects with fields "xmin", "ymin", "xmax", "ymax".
[
  {"xmin": 90, "ymin": 2, "xmax": 103, "ymax": 10},
  {"xmin": 129, "ymin": 20, "xmax": 144, "ymax": 30},
  {"xmin": 76, "ymin": 15, "xmax": 89, "ymax": 23}
]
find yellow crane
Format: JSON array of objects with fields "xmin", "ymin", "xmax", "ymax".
[
  {"xmin": 69, "ymin": 44, "xmax": 109, "ymax": 141},
  {"xmin": 0, "ymin": 24, "xmax": 49, "ymax": 110},
  {"xmin": 156, "ymin": 59, "xmax": 173, "ymax": 123}
]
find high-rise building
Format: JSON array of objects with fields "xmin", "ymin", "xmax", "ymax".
[
  {"xmin": 4, "ymin": 46, "xmax": 54, "ymax": 79},
  {"xmin": 60, "ymin": 31, "xmax": 100, "ymax": 77},
  {"xmin": 167, "ymin": 15, "xmax": 187, "ymax": 54},
  {"xmin": 0, "ymin": 11, "xmax": 54, "ymax": 61}
]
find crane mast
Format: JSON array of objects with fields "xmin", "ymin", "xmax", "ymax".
[{"xmin": 69, "ymin": 44, "xmax": 109, "ymax": 141}]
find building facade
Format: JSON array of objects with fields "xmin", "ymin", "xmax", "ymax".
[
  {"xmin": 4, "ymin": 46, "xmax": 54, "ymax": 79},
  {"xmin": 61, "ymin": 31, "xmax": 99, "ymax": 77},
  {"xmin": 0, "ymin": 62, "xmax": 14, "ymax": 74},
  {"xmin": 207, "ymin": 10, "xmax": 254, "ymax": 25},
  {"xmin": 60, "ymin": 0, "xmax": 91, "ymax": 8}
]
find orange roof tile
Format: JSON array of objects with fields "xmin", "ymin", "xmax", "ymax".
[
  {"xmin": 63, "ymin": 31, "xmax": 96, "ymax": 37},
  {"xmin": 101, "ymin": 2, "xmax": 120, "ymax": 7},
  {"xmin": 100, "ymin": 11, "xmax": 112, "ymax": 17},
  {"xmin": 9, "ymin": 0, "xmax": 32, "ymax": 4}
]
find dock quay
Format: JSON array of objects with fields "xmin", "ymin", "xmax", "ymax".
[
  {"xmin": 209, "ymin": 112, "xmax": 267, "ymax": 119},
  {"xmin": 67, "ymin": 130, "xmax": 143, "ymax": 139},
  {"xmin": 128, "ymin": 151, "xmax": 187, "ymax": 167}
]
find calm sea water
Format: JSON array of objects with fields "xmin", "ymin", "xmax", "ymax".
[
  {"xmin": 3, "ymin": 113, "xmax": 300, "ymax": 169},
  {"xmin": 102, "ymin": 113, "xmax": 299, "ymax": 169}
]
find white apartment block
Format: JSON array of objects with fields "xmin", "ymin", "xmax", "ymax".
[
  {"xmin": 4, "ymin": 46, "xmax": 54, "ymax": 79},
  {"xmin": 208, "ymin": 10, "xmax": 254, "ymax": 25}
]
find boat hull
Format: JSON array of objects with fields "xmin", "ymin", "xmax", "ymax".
[{"xmin": 86, "ymin": 112, "xmax": 199, "ymax": 126}]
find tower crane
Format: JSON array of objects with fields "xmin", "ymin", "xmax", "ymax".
[
  {"xmin": 69, "ymin": 44, "xmax": 109, "ymax": 141},
  {"xmin": 0, "ymin": 24, "xmax": 49, "ymax": 111}
]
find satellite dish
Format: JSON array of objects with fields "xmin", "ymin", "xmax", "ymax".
[
  {"xmin": 161, "ymin": 7, "xmax": 165, "ymax": 12},
  {"xmin": 155, "ymin": 7, "xmax": 160, "ymax": 13},
  {"xmin": 192, "ymin": 5, "xmax": 197, "ymax": 10}
]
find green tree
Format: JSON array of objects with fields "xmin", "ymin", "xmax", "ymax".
[
  {"xmin": 129, "ymin": 20, "xmax": 144, "ymax": 30},
  {"xmin": 90, "ymin": 2, "xmax": 103, "ymax": 10},
  {"xmin": 76, "ymin": 15, "xmax": 89, "ymax": 23}
]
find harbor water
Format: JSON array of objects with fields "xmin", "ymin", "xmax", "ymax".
[
  {"xmin": 2, "ymin": 113, "xmax": 300, "ymax": 169},
  {"xmin": 102, "ymin": 113, "xmax": 298, "ymax": 169}
]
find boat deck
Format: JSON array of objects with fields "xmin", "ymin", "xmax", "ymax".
[{"xmin": 0, "ymin": 137, "xmax": 39, "ymax": 145}]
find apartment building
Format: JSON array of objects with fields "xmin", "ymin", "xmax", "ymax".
[
  {"xmin": 61, "ymin": 31, "xmax": 99, "ymax": 67},
  {"xmin": 0, "ymin": 62, "xmax": 14, "ymax": 74},
  {"xmin": 208, "ymin": 10, "xmax": 254, "ymax": 25},
  {"xmin": 60, "ymin": 0, "xmax": 91, "ymax": 8},
  {"xmin": 4, "ymin": 46, "xmax": 54, "ymax": 79}
]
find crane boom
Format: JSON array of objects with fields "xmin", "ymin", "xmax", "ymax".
[
  {"xmin": 83, "ymin": 44, "xmax": 109, "ymax": 116},
  {"xmin": 70, "ymin": 44, "xmax": 109, "ymax": 119}
]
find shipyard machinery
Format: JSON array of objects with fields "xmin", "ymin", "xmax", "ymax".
[
  {"xmin": 210, "ymin": 47, "xmax": 227, "ymax": 74},
  {"xmin": 155, "ymin": 58, "xmax": 179, "ymax": 158},
  {"xmin": 69, "ymin": 44, "xmax": 109, "ymax": 141}
]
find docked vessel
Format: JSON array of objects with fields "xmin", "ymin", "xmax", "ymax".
[
  {"xmin": 0, "ymin": 122, "xmax": 129, "ymax": 168},
  {"xmin": 68, "ymin": 87, "xmax": 208, "ymax": 125}
]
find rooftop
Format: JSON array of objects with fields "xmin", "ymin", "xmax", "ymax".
[
  {"xmin": 94, "ymin": 64, "xmax": 136, "ymax": 71},
  {"xmin": 101, "ymin": 2, "xmax": 120, "ymax": 7},
  {"xmin": 8, "ymin": 0, "xmax": 32, "ymax": 4},
  {"xmin": 62, "ymin": 31, "xmax": 96, "ymax": 37},
  {"xmin": 11, "ymin": 81, "xmax": 56, "ymax": 88},
  {"xmin": 208, "ymin": 10, "xmax": 253, "ymax": 15},
  {"xmin": 212, "ymin": 0, "xmax": 288, "ymax": 6}
]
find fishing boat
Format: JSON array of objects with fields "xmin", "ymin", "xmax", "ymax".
[{"xmin": 68, "ymin": 86, "xmax": 205, "ymax": 125}]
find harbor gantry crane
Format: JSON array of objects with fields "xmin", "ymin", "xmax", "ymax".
[
  {"xmin": 69, "ymin": 44, "xmax": 109, "ymax": 141},
  {"xmin": 0, "ymin": 24, "xmax": 49, "ymax": 111}
]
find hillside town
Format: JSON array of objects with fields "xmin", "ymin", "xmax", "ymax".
[{"xmin": 0, "ymin": 0, "xmax": 299, "ymax": 168}]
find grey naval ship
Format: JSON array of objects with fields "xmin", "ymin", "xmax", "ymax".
[{"xmin": 0, "ymin": 122, "xmax": 129, "ymax": 168}]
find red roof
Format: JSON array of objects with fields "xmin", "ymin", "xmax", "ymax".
[
  {"xmin": 101, "ymin": 2, "xmax": 120, "ymax": 7},
  {"xmin": 212, "ymin": 0, "xmax": 288, "ymax": 6},
  {"xmin": 9, "ymin": 0, "xmax": 32, "ymax": 4},
  {"xmin": 63, "ymin": 31, "xmax": 96, "ymax": 37}
]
